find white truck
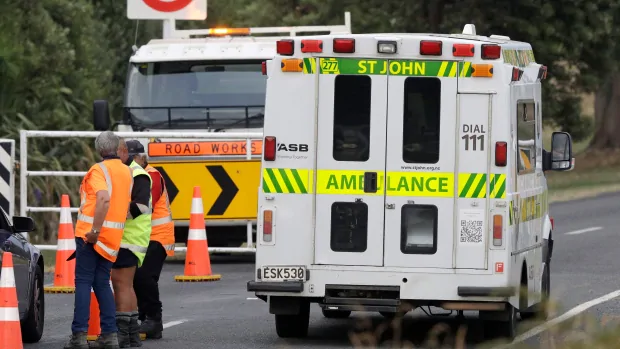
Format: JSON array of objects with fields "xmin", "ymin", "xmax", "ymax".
[
  {"xmin": 247, "ymin": 24, "xmax": 575, "ymax": 339},
  {"xmin": 91, "ymin": 14, "xmax": 351, "ymax": 250}
]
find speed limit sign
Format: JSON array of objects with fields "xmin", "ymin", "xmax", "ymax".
[{"xmin": 127, "ymin": 0, "xmax": 207, "ymax": 19}]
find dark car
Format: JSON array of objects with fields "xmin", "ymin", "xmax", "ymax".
[{"xmin": 0, "ymin": 207, "xmax": 44, "ymax": 343}]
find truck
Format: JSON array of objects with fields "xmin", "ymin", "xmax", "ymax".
[
  {"xmin": 247, "ymin": 24, "xmax": 575, "ymax": 340},
  {"xmin": 91, "ymin": 13, "xmax": 352, "ymax": 251}
]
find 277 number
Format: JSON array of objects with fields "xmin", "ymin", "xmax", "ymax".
[{"xmin": 462, "ymin": 134, "xmax": 484, "ymax": 151}]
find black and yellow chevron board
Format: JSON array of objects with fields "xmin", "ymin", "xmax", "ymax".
[
  {"xmin": 262, "ymin": 168, "xmax": 312, "ymax": 194},
  {"xmin": 458, "ymin": 173, "xmax": 506, "ymax": 199}
]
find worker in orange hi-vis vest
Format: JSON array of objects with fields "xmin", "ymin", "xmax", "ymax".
[
  {"xmin": 65, "ymin": 131, "xmax": 132, "ymax": 349},
  {"xmin": 132, "ymin": 150, "xmax": 175, "ymax": 340}
]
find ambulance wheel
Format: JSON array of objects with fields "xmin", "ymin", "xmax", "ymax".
[
  {"xmin": 275, "ymin": 301, "xmax": 310, "ymax": 338},
  {"xmin": 484, "ymin": 304, "xmax": 517, "ymax": 340},
  {"xmin": 322, "ymin": 308, "xmax": 351, "ymax": 318}
]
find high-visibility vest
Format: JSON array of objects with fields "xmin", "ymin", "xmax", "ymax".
[
  {"xmin": 75, "ymin": 159, "xmax": 133, "ymax": 263},
  {"xmin": 145, "ymin": 165, "xmax": 175, "ymax": 256},
  {"xmin": 121, "ymin": 161, "xmax": 152, "ymax": 267}
]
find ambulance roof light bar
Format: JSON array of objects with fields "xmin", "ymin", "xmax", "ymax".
[{"xmin": 162, "ymin": 12, "xmax": 352, "ymax": 39}]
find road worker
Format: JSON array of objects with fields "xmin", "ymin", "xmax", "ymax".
[
  {"xmin": 65, "ymin": 131, "xmax": 132, "ymax": 349},
  {"xmin": 109, "ymin": 140, "xmax": 152, "ymax": 348},
  {"xmin": 132, "ymin": 152, "xmax": 175, "ymax": 340}
]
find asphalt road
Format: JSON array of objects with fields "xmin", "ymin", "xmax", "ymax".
[{"xmin": 24, "ymin": 192, "xmax": 620, "ymax": 349}]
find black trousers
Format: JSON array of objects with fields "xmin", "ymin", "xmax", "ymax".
[{"xmin": 134, "ymin": 241, "xmax": 167, "ymax": 320}]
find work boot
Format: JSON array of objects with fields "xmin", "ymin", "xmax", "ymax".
[
  {"xmin": 90, "ymin": 332, "xmax": 120, "ymax": 349},
  {"xmin": 63, "ymin": 331, "xmax": 89, "ymax": 349},
  {"xmin": 116, "ymin": 312, "xmax": 132, "ymax": 348},
  {"xmin": 139, "ymin": 314, "xmax": 163, "ymax": 339},
  {"xmin": 129, "ymin": 311, "xmax": 143, "ymax": 347}
]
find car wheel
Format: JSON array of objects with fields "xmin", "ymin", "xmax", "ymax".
[{"xmin": 21, "ymin": 264, "xmax": 44, "ymax": 343}]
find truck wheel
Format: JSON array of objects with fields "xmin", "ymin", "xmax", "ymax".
[
  {"xmin": 484, "ymin": 304, "xmax": 517, "ymax": 340},
  {"xmin": 322, "ymin": 308, "xmax": 351, "ymax": 319},
  {"xmin": 275, "ymin": 301, "xmax": 310, "ymax": 338}
]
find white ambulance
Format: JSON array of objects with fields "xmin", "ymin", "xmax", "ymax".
[{"xmin": 247, "ymin": 24, "xmax": 575, "ymax": 340}]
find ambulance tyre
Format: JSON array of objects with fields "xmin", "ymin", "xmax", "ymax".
[
  {"xmin": 275, "ymin": 300, "xmax": 310, "ymax": 338},
  {"xmin": 483, "ymin": 304, "xmax": 517, "ymax": 340},
  {"xmin": 321, "ymin": 308, "xmax": 351, "ymax": 318}
]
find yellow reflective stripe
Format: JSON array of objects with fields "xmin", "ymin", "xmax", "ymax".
[
  {"xmin": 77, "ymin": 213, "xmax": 125, "ymax": 229},
  {"xmin": 385, "ymin": 172, "xmax": 454, "ymax": 197},
  {"xmin": 262, "ymin": 168, "xmax": 312, "ymax": 194},
  {"xmin": 97, "ymin": 162, "xmax": 113, "ymax": 196},
  {"xmin": 459, "ymin": 62, "xmax": 471, "ymax": 77},
  {"xmin": 152, "ymin": 215, "xmax": 172, "ymax": 226},
  {"xmin": 96, "ymin": 241, "xmax": 118, "ymax": 257},
  {"xmin": 120, "ymin": 243, "xmax": 148, "ymax": 254}
]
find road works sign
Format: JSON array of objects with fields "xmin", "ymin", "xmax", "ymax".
[
  {"xmin": 152, "ymin": 161, "xmax": 260, "ymax": 221},
  {"xmin": 127, "ymin": 0, "xmax": 207, "ymax": 20}
]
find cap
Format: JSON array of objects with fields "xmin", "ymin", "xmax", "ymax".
[{"xmin": 126, "ymin": 140, "xmax": 145, "ymax": 157}]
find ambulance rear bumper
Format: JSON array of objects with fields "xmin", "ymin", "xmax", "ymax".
[{"xmin": 249, "ymin": 268, "xmax": 512, "ymax": 302}]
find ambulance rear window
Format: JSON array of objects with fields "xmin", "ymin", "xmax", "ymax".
[
  {"xmin": 333, "ymin": 75, "xmax": 372, "ymax": 162},
  {"xmin": 330, "ymin": 202, "xmax": 368, "ymax": 253},
  {"xmin": 401, "ymin": 204, "xmax": 438, "ymax": 254},
  {"xmin": 403, "ymin": 77, "xmax": 441, "ymax": 164}
]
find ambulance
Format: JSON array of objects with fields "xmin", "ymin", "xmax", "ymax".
[
  {"xmin": 247, "ymin": 24, "xmax": 575, "ymax": 339},
  {"xmin": 91, "ymin": 14, "xmax": 351, "ymax": 249}
]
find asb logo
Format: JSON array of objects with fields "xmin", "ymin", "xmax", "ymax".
[{"xmin": 127, "ymin": 0, "xmax": 207, "ymax": 20}]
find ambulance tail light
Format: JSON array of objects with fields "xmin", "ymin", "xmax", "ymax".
[
  {"xmin": 301, "ymin": 39, "xmax": 323, "ymax": 53},
  {"xmin": 453, "ymin": 43, "xmax": 474, "ymax": 57},
  {"xmin": 262, "ymin": 209, "xmax": 273, "ymax": 243},
  {"xmin": 261, "ymin": 61, "xmax": 267, "ymax": 75},
  {"xmin": 550, "ymin": 217, "xmax": 554, "ymax": 230},
  {"xmin": 420, "ymin": 40, "xmax": 442, "ymax": 56},
  {"xmin": 495, "ymin": 141, "xmax": 507, "ymax": 167},
  {"xmin": 493, "ymin": 214, "xmax": 503, "ymax": 246},
  {"xmin": 264, "ymin": 136, "xmax": 276, "ymax": 161},
  {"xmin": 276, "ymin": 39, "xmax": 294, "ymax": 56},
  {"xmin": 333, "ymin": 38, "xmax": 355, "ymax": 53},
  {"xmin": 481, "ymin": 44, "xmax": 501, "ymax": 60},
  {"xmin": 512, "ymin": 67, "xmax": 524, "ymax": 81}
]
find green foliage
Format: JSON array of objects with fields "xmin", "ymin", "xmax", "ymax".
[{"xmin": 0, "ymin": 0, "xmax": 618, "ymax": 240}]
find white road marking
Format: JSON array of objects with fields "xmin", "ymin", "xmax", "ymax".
[
  {"xmin": 163, "ymin": 319, "xmax": 188, "ymax": 329},
  {"xmin": 493, "ymin": 289, "xmax": 620, "ymax": 348},
  {"xmin": 565, "ymin": 226, "xmax": 602, "ymax": 235},
  {"xmin": 247, "ymin": 297, "xmax": 258, "ymax": 300}
]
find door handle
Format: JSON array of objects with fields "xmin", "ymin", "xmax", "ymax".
[
  {"xmin": 3, "ymin": 240, "xmax": 11, "ymax": 251},
  {"xmin": 363, "ymin": 172, "xmax": 378, "ymax": 193}
]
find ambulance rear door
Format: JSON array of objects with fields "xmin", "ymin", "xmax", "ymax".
[
  {"xmin": 383, "ymin": 60, "xmax": 461, "ymax": 269},
  {"xmin": 314, "ymin": 58, "xmax": 388, "ymax": 266}
]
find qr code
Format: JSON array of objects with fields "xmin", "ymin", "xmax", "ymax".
[{"xmin": 460, "ymin": 219, "xmax": 483, "ymax": 243}]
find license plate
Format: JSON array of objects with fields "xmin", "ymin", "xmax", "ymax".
[{"xmin": 261, "ymin": 266, "xmax": 306, "ymax": 282}]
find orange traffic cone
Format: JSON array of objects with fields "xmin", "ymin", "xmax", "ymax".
[
  {"xmin": 87, "ymin": 280, "xmax": 114, "ymax": 342},
  {"xmin": 0, "ymin": 252, "xmax": 23, "ymax": 349},
  {"xmin": 45, "ymin": 194, "xmax": 76, "ymax": 293},
  {"xmin": 174, "ymin": 186, "xmax": 221, "ymax": 282},
  {"xmin": 87, "ymin": 289, "xmax": 100, "ymax": 341}
]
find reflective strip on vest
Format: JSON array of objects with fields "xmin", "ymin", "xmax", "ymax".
[
  {"xmin": 163, "ymin": 244, "xmax": 175, "ymax": 252},
  {"xmin": 120, "ymin": 243, "xmax": 148, "ymax": 254},
  {"xmin": 152, "ymin": 215, "xmax": 173, "ymax": 226},
  {"xmin": 77, "ymin": 213, "xmax": 125, "ymax": 229},
  {"xmin": 96, "ymin": 240, "xmax": 119, "ymax": 257}
]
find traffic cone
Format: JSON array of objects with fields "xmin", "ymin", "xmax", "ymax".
[
  {"xmin": 87, "ymin": 280, "xmax": 114, "ymax": 342},
  {"xmin": 0, "ymin": 252, "xmax": 23, "ymax": 349},
  {"xmin": 174, "ymin": 186, "xmax": 221, "ymax": 282},
  {"xmin": 45, "ymin": 194, "xmax": 76, "ymax": 293}
]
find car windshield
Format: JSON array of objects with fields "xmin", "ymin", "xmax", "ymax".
[{"xmin": 123, "ymin": 59, "xmax": 267, "ymax": 130}]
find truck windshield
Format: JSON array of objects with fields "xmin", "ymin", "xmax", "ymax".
[{"xmin": 123, "ymin": 59, "xmax": 266, "ymax": 130}]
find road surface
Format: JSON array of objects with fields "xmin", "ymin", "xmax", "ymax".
[{"xmin": 24, "ymin": 192, "xmax": 620, "ymax": 348}]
